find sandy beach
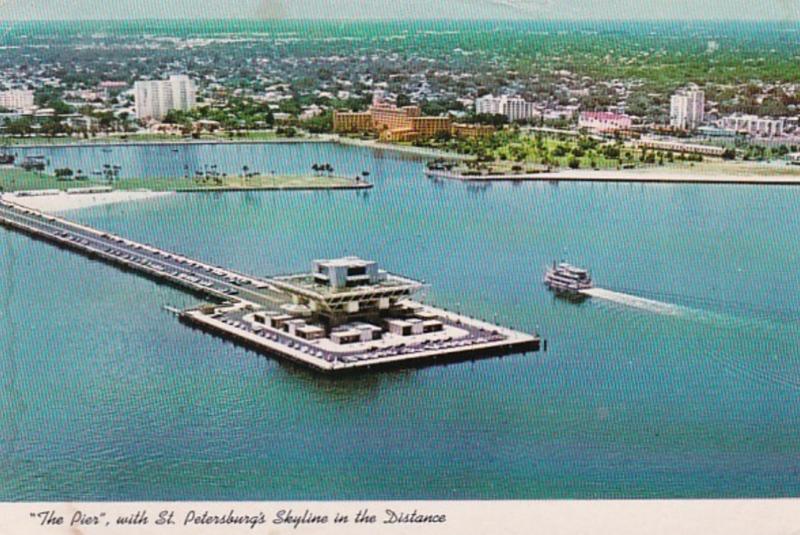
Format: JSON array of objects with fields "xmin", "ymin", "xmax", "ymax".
[{"xmin": 3, "ymin": 190, "xmax": 174, "ymax": 213}]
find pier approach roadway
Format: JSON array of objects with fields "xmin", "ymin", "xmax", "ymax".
[{"xmin": 0, "ymin": 195, "xmax": 289, "ymax": 310}]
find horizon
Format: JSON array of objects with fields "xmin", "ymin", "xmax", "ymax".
[
  {"xmin": 1, "ymin": 0, "xmax": 798, "ymax": 22},
  {"xmin": 2, "ymin": 17, "xmax": 799, "ymax": 24}
]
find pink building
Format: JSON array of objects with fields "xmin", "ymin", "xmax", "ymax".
[{"xmin": 578, "ymin": 111, "xmax": 633, "ymax": 133}]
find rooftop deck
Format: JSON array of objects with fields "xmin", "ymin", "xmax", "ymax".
[{"xmin": 270, "ymin": 272, "xmax": 424, "ymax": 302}]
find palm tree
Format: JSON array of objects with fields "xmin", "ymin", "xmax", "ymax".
[
  {"xmin": 242, "ymin": 165, "xmax": 249, "ymax": 178},
  {"xmin": 311, "ymin": 163, "xmax": 320, "ymax": 176}
]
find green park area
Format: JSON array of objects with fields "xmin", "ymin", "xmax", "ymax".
[
  {"xmin": 0, "ymin": 166, "xmax": 366, "ymax": 193},
  {"xmin": 416, "ymin": 129, "xmax": 800, "ymax": 177}
]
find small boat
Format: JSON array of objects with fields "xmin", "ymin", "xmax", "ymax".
[
  {"xmin": 0, "ymin": 146, "xmax": 14, "ymax": 165},
  {"xmin": 18, "ymin": 155, "xmax": 47, "ymax": 171},
  {"xmin": 544, "ymin": 262, "xmax": 593, "ymax": 297}
]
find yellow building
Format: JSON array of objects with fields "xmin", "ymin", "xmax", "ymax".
[
  {"xmin": 411, "ymin": 116, "xmax": 452, "ymax": 138},
  {"xmin": 332, "ymin": 111, "xmax": 373, "ymax": 133},
  {"xmin": 334, "ymin": 103, "xmax": 454, "ymax": 141},
  {"xmin": 379, "ymin": 128, "xmax": 419, "ymax": 142},
  {"xmin": 371, "ymin": 104, "xmax": 421, "ymax": 133}
]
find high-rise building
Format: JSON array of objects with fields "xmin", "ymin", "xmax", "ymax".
[
  {"xmin": 475, "ymin": 95, "xmax": 539, "ymax": 122},
  {"xmin": 134, "ymin": 75, "xmax": 197, "ymax": 121},
  {"xmin": 0, "ymin": 89, "xmax": 34, "ymax": 112},
  {"xmin": 670, "ymin": 88, "xmax": 705, "ymax": 130},
  {"xmin": 475, "ymin": 94, "xmax": 504, "ymax": 116}
]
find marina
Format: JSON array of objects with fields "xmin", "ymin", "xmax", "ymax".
[{"xmin": 0, "ymin": 195, "xmax": 539, "ymax": 374}]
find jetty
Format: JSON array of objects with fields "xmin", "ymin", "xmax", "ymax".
[{"xmin": 0, "ymin": 196, "xmax": 540, "ymax": 374}]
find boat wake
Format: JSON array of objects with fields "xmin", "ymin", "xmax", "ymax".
[
  {"xmin": 580, "ymin": 287, "xmax": 681, "ymax": 316},
  {"xmin": 582, "ymin": 286, "xmax": 799, "ymax": 330},
  {"xmin": 579, "ymin": 287, "xmax": 800, "ymax": 391}
]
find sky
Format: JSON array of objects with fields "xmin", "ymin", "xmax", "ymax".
[{"xmin": 1, "ymin": 0, "xmax": 798, "ymax": 21}]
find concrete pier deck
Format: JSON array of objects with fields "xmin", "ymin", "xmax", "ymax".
[
  {"xmin": 0, "ymin": 195, "xmax": 541, "ymax": 374},
  {"xmin": 180, "ymin": 301, "xmax": 539, "ymax": 373}
]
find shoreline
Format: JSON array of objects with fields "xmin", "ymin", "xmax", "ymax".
[
  {"xmin": 333, "ymin": 137, "xmax": 471, "ymax": 160},
  {"xmin": 426, "ymin": 167, "xmax": 800, "ymax": 185},
  {"xmin": 3, "ymin": 190, "xmax": 175, "ymax": 213},
  {"xmin": 166, "ymin": 182, "xmax": 372, "ymax": 193},
  {"xmin": 2, "ymin": 134, "xmax": 466, "ymax": 161},
  {"xmin": 2, "ymin": 181, "xmax": 371, "ymax": 213},
  {"xmin": 0, "ymin": 136, "xmax": 334, "ymax": 150}
]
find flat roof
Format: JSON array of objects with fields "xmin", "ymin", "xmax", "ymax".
[
  {"xmin": 271, "ymin": 272, "xmax": 423, "ymax": 304},
  {"xmin": 331, "ymin": 328, "xmax": 361, "ymax": 337},
  {"xmin": 297, "ymin": 325, "xmax": 324, "ymax": 333},
  {"xmin": 351, "ymin": 323, "xmax": 382, "ymax": 331},
  {"xmin": 314, "ymin": 256, "xmax": 375, "ymax": 268}
]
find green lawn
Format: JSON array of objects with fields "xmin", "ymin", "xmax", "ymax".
[
  {"xmin": 111, "ymin": 174, "xmax": 365, "ymax": 191},
  {"xmin": 0, "ymin": 167, "xmax": 365, "ymax": 193},
  {"xmin": 0, "ymin": 167, "xmax": 81, "ymax": 191}
]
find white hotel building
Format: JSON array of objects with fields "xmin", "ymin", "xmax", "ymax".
[
  {"xmin": 670, "ymin": 88, "xmax": 705, "ymax": 130},
  {"xmin": 475, "ymin": 95, "xmax": 540, "ymax": 122},
  {"xmin": 134, "ymin": 75, "xmax": 197, "ymax": 121},
  {"xmin": 721, "ymin": 114, "xmax": 784, "ymax": 138},
  {"xmin": 0, "ymin": 89, "xmax": 35, "ymax": 112}
]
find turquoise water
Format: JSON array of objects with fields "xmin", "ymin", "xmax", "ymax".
[{"xmin": 2, "ymin": 142, "xmax": 800, "ymax": 500}]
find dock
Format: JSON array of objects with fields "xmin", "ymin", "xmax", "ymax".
[{"xmin": 0, "ymin": 195, "xmax": 540, "ymax": 374}]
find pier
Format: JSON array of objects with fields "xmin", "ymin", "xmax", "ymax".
[{"xmin": 0, "ymin": 196, "xmax": 540, "ymax": 373}]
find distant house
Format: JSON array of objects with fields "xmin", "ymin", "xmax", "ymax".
[{"xmin": 193, "ymin": 119, "xmax": 220, "ymax": 132}]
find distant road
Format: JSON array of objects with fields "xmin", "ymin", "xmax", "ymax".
[{"xmin": 427, "ymin": 167, "xmax": 800, "ymax": 185}]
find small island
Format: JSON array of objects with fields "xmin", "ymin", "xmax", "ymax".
[{"xmin": 0, "ymin": 164, "xmax": 371, "ymax": 212}]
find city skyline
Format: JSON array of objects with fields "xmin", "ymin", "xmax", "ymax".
[{"xmin": 1, "ymin": 0, "xmax": 799, "ymax": 21}]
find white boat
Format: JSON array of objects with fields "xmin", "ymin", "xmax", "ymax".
[{"xmin": 543, "ymin": 262, "xmax": 593, "ymax": 296}]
